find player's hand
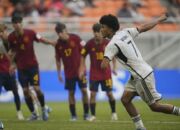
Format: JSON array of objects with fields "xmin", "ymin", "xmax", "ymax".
[
  {"xmin": 58, "ymin": 74, "xmax": 64, "ymax": 83},
  {"xmin": 9, "ymin": 65, "xmax": 16, "ymax": 75},
  {"xmin": 158, "ymin": 13, "xmax": 168, "ymax": 23}
]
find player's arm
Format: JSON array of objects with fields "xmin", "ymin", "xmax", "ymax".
[
  {"xmin": 137, "ymin": 13, "xmax": 168, "ymax": 33},
  {"xmin": 55, "ymin": 56, "xmax": 63, "ymax": 83},
  {"xmin": 101, "ymin": 43, "xmax": 118, "ymax": 69},
  {"xmin": 112, "ymin": 58, "xmax": 117, "ymax": 75},
  {"xmin": 79, "ymin": 56, "xmax": 86, "ymax": 79},
  {"xmin": 39, "ymin": 37, "xmax": 57, "ymax": 46}
]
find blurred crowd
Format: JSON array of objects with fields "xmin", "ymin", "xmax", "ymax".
[{"xmin": 0, "ymin": 0, "xmax": 180, "ymax": 18}]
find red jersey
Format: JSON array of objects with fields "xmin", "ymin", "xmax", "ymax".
[
  {"xmin": 81, "ymin": 38, "xmax": 111, "ymax": 80},
  {"xmin": 8, "ymin": 29, "xmax": 40, "ymax": 70},
  {"xmin": 0, "ymin": 53, "xmax": 10, "ymax": 73},
  {"xmin": 55, "ymin": 34, "xmax": 83, "ymax": 79}
]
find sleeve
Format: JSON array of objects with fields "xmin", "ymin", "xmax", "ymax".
[
  {"xmin": 55, "ymin": 45, "xmax": 61, "ymax": 62},
  {"xmin": 104, "ymin": 43, "xmax": 118, "ymax": 61},
  {"xmin": 124, "ymin": 28, "xmax": 140, "ymax": 38},
  {"xmin": 81, "ymin": 41, "xmax": 90, "ymax": 57}
]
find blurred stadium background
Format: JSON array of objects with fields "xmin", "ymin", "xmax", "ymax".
[
  {"xmin": 0, "ymin": 0, "xmax": 180, "ymax": 101},
  {"xmin": 0, "ymin": 0, "xmax": 180, "ymax": 130}
]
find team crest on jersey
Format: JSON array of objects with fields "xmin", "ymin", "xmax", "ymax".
[
  {"xmin": 23, "ymin": 36, "xmax": 29, "ymax": 43},
  {"xmin": 92, "ymin": 48, "xmax": 95, "ymax": 51},
  {"xmin": 69, "ymin": 41, "xmax": 75, "ymax": 47}
]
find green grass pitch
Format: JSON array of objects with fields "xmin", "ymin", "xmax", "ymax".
[{"xmin": 0, "ymin": 100, "xmax": 180, "ymax": 130}]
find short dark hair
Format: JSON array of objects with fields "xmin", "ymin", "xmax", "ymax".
[
  {"xmin": 55, "ymin": 22, "xmax": 66, "ymax": 33},
  {"xmin": 92, "ymin": 23, "xmax": 101, "ymax": 32},
  {"xmin": 11, "ymin": 14, "xmax": 23, "ymax": 23},
  {"xmin": 99, "ymin": 14, "xmax": 119, "ymax": 32}
]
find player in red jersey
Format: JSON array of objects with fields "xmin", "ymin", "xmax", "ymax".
[
  {"xmin": 79, "ymin": 23, "xmax": 118, "ymax": 121},
  {"xmin": 55, "ymin": 22, "xmax": 89, "ymax": 121},
  {"xmin": 8, "ymin": 15, "xmax": 55, "ymax": 121},
  {"xmin": 0, "ymin": 24, "xmax": 24, "ymax": 120}
]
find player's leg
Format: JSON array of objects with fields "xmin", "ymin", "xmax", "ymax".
[
  {"xmin": 65, "ymin": 78, "xmax": 77, "ymax": 120},
  {"xmin": 18, "ymin": 69, "xmax": 38, "ymax": 120},
  {"xmin": 78, "ymin": 76, "xmax": 89, "ymax": 120},
  {"xmin": 3, "ymin": 73, "xmax": 24, "ymax": 120},
  {"xmin": 102, "ymin": 79, "xmax": 118, "ymax": 120},
  {"xmin": 121, "ymin": 77, "xmax": 146, "ymax": 130},
  {"xmin": 88, "ymin": 80, "xmax": 98, "ymax": 121}
]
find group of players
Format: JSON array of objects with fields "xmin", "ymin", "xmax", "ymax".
[{"xmin": 0, "ymin": 13, "xmax": 180, "ymax": 130}]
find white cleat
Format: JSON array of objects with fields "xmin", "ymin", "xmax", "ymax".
[
  {"xmin": 88, "ymin": 116, "xmax": 96, "ymax": 122},
  {"xmin": 69, "ymin": 116, "xmax": 77, "ymax": 121},
  {"xmin": 17, "ymin": 111, "xmax": 24, "ymax": 120},
  {"xmin": 111, "ymin": 113, "xmax": 118, "ymax": 121}
]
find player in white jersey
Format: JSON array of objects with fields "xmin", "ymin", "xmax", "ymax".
[{"xmin": 99, "ymin": 14, "xmax": 180, "ymax": 130}]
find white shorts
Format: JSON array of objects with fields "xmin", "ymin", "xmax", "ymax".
[{"xmin": 125, "ymin": 73, "xmax": 162, "ymax": 105}]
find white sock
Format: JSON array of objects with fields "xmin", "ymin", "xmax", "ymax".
[
  {"xmin": 132, "ymin": 115, "xmax": 145, "ymax": 129},
  {"xmin": 172, "ymin": 106, "xmax": 180, "ymax": 116}
]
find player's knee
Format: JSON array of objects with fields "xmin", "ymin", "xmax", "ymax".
[
  {"xmin": 23, "ymin": 89, "xmax": 30, "ymax": 97},
  {"xmin": 121, "ymin": 96, "xmax": 130, "ymax": 105}
]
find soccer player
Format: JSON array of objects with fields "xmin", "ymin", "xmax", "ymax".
[
  {"xmin": 0, "ymin": 23, "xmax": 24, "ymax": 120},
  {"xmin": 55, "ymin": 22, "xmax": 89, "ymax": 121},
  {"xmin": 100, "ymin": 14, "xmax": 180, "ymax": 130},
  {"xmin": 79, "ymin": 23, "xmax": 118, "ymax": 121},
  {"xmin": 8, "ymin": 15, "xmax": 55, "ymax": 121}
]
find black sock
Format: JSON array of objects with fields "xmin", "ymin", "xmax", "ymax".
[
  {"xmin": 83, "ymin": 103, "xmax": 89, "ymax": 115},
  {"xmin": 25, "ymin": 96, "xmax": 34, "ymax": 112},
  {"xmin": 37, "ymin": 93, "xmax": 45, "ymax": 107},
  {"xmin": 13, "ymin": 91, "xmax": 20, "ymax": 111},
  {"xmin": 90, "ymin": 103, "xmax": 96, "ymax": 116},
  {"xmin": 69, "ymin": 104, "xmax": 76, "ymax": 117},
  {"xmin": 109, "ymin": 99, "xmax": 116, "ymax": 113}
]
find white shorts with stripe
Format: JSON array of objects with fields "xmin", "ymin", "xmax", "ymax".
[{"xmin": 125, "ymin": 73, "xmax": 162, "ymax": 105}]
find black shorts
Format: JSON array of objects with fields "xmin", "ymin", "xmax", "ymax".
[
  {"xmin": 0, "ymin": 72, "xmax": 17, "ymax": 91},
  {"xmin": 90, "ymin": 79, "xmax": 113, "ymax": 92},
  {"xmin": 18, "ymin": 66, "xmax": 40, "ymax": 88},
  {"xmin": 65, "ymin": 76, "xmax": 87, "ymax": 91}
]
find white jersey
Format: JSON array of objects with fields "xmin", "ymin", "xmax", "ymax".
[{"xmin": 104, "ymin": 28, "xmax": 153, "ymax": 79}]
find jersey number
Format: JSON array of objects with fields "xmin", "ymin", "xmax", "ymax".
[{"xmin": 64, "ymin": 49, "xmax": 72, "ymax": 57}]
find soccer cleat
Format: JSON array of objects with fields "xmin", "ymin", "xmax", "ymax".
[
  {"xmin": 0, "ymin": 121, "xmax": 4, "ymax": 129},
  {"xmin": 42, "ymin": 107, "xmax": 49, "ymax": 121},
  {"xmin": 27, "ymin": 113, "xmax": 38, "ymax": 121},
  {"xmin": 88, "ymin": 116, "xmax": 96, "ymax": 122},
  {"xmin": 136, "ymin": 127, "xmax": 146, "ymax": 130},
  {"xmin": 111, "ymin": 113, "xmax": 118, "ymax": 121},
  {"xmin": 84, "ymin": 114, "xmax": 89, "ymax": 120},
  {"xmin": 69, "ymin": 116, "xmax": 77, "ymax": 121},
  {"xmin": 17, "ymin": 111, "xmax": 24, "ymax": 120},
  {"xmin": 45, "ymin": 105, "xmax": 52, "ymax": 114}
]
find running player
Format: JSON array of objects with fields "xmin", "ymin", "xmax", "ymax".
[
  {"xmin": 8, "ymin": 15, "xmax": 55, "ymax": 121},
  {"xmin": 0, "ymin": 23, "xmax": 24, "ymax": 120},
  {"xmin": 100, "ymin": 13, "xmax": 180, "ymax": 130},
  {"xmin": 79, "ymin": 23, "xmax": 118, "ymax": 121},
  {"xmin": 55, "ymin": 22, "xmax": 89, "ymax": 121}
]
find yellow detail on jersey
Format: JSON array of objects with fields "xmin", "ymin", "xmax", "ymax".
[
  {"xmin": 33, "ymin": 74, "xmax": 39, "ymax": 81},
  {"xmin": 81, "ymin": 48, "xmax": 86, "ymax": 55},
  {"xmin": 92, "ymin": 48, "xmax": 95, "ymax": 51},
  {"xmin": 96, "ymin": 52, "xmax": 103, "ymax": 60},
  {"xmin": 64, "ymin": 48, "xmax": 72, "ymax": 57},
  {"xmin": 20, "ymin": 44, "xmax": 25, "ymax": 50},
  {"xmin": 105, "ymin": 79, "xmax": 112, "ymax": 87},
  {"xmin": 0, "ymin": 53, "xmax": 4, "ymax": 59},
  {"xmin": 82, "ymin": 76, "xmax": 87, "ymax": 83}
]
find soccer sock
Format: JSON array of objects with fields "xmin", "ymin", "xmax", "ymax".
[
  {"xmin": 83, "ymin": 103, "xmax": 89, "ymax": 115},
  {"xmin": 13, "ymin": 91, "xmax": 21, "ymax": 111},
  {"xmin": 37, "ymin": 93, "xmax": 45, "ymax": 108},
  {"xmin": 25, "ymin": 96, "xmax": 35, "ymax": 112},
  {"xmin": 172, "ymin": 106, "xmax": 180, "ymax": 116},
  {"xmin": 69, "ymin": 104, "xmax": 76, "ymax": 117},
  {"xmin": 132, "ymin": 115, "xmax": 145, "ymax": 129},
  {"xmin": 109, "ymin": 99, "xmax": 116, "ymax": 113},
  {"xmin": 90, "ymin": 103, "xmax": 96, "ymax": 116}
]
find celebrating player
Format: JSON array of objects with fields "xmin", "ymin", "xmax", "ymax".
[
  {"xmin": 79, "ymin": 23, "xmax": 118, "ymax": 121},
  {"xmin": 8, "ymin": 15, "xmax": 55, "ymax": 121},
  {"xmin": 100, "ymin": 13, "xmax": 180, "ymax": 130},
  {"xmin": 0, "ymin": 23, "xmax": 24, "ymax": 120},
  {"xmin": 55, "ymin": 22, "xmax": 89, "ymax": 121}
]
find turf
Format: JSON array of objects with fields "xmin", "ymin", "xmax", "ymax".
[{"xmin": 0, "ymin": 100, "xmax": 180, "ymax": 130}]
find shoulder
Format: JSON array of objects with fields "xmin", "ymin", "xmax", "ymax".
[
  {"xmin": 69, "ymin": 33, "xmax": 80, "ymax": 39},
  {"xmin": 8, "ymin": 31, "xmax": 16, "ymax": 40}
]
